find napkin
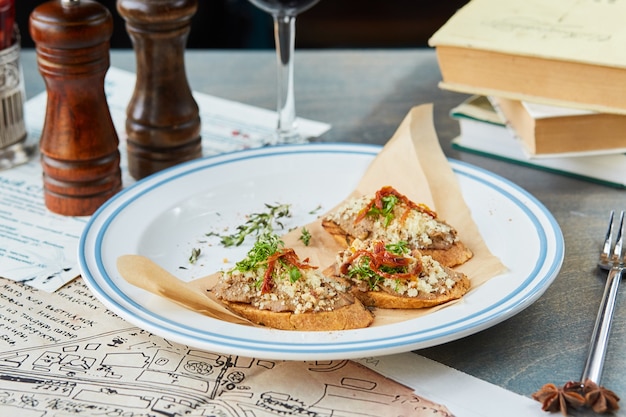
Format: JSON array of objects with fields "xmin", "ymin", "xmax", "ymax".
[{"xmin": 120, "ymin": 104, "xmax": 507, "ymax": 325}]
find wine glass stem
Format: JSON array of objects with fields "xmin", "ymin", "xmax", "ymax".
[{"xmin": 273, "ymin": 14, "xmax": 297, "ymax": 140}]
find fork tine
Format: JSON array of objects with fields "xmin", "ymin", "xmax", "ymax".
[
  {"xmin": 582, "ymin": 210, "xmax": 625, "ymax": 386},
  {"xmin": 612, "ymin": 211, "xmax": 625, "ymax": 266},
  {"xmin": 601, "ymin": 210, "xmax": 615, "ymax": 265}
]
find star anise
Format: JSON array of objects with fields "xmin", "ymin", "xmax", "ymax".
[
  {"xmin": 582, "ymin": 379, "xmax": 620, "ymax": 413},
  {"xmin": 532, "ymin": 381, "xmax": 586, "ymax": 416}
]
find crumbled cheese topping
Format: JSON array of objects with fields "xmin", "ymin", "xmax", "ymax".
[
  {"xmin": 326, "ymin": 194, "xmax": 457, "ymax": 249},
  {"xmin": 217, "ymin": 263, "xmax": 348, "ymax": 314}
]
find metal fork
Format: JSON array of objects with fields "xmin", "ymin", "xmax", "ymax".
[{"xmin": 580, "ymin": 210, "xmax": 625, "ymax": 386}]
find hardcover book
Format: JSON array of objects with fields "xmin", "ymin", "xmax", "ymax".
[
  {"xmin": 428, "ymin": 0, "xmax": 626, "ymax": 114},
  {"xmin": 450, "ymin": 96, "xmax": 626, "ymax": 189},
  {"xmin": 490, "ymin": 96, "xmax": 626, "ymax": 157}
]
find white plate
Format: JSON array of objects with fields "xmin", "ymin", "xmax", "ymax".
[{"xmin": 79, "ymin": 143, "xmax": 564, "ymax": 360}]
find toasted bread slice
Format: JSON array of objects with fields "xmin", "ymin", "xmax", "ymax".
[
  {"xmin": 212, "ymin": 234, "xmax": 374, "ymax": 331},
  {"xmin": 322, "ymin": 186, "xmax": 473, "ymax": 267},
  {"xmin": 221, "ymin": 300, "xmax": 373, "ymax": 331},
  {"xmin": 330, "ymin": 239, "xmax": 471, "ymax": 309}
]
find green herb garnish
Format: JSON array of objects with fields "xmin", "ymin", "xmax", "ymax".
[
  {"xmin": 385, "ymin": 240, "xmax": 410, "ymax": 255},
  {"xmin": 347, "ymin": 242, "xmax": 412, "ymax": 289},
  {"xmin": 299, "ymin": 227, "xmax": 311, "ymax": 246},
  {"xmin": 288, "ymin": 265, "xmax": 302, "ymax": 283},
  {"xmin": 348, "ymin": 256, "xmax": 383, "ymax": 290},
  {"xmin": 189, "ymin": 248, "xmax": 201, "ymax": 264},
  {"xmin": 366, "ymin": 194, "xmax": 399, "ymax": 227},
  {"xmin": 231, "ymin": 233, "xmax": 307, "ymax": 292},
  {"xmin": 233, "ymin": 233, "xmax": 283, "ymax": 272},
  {"xmin": 380, "ymin": 263, "xmax": 408, "ymax": 275},
  {"xmin": 213, "ymin": 203, "xmax": 292, "ymax": 247}
]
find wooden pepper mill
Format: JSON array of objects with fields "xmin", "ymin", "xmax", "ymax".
[
  {"xmin": 29, "ymin": 0, "xmax": 121, "ymax": 216},
  {"xmin": 117, "ymin": 0, "xmax": 202, "ymax": 180}
]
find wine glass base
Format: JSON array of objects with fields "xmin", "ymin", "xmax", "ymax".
[
  {"xmin": 265, "ymin": 129, "xmax": 310, "ymax": 146},
  {"xmin": 0, "ymin": 139, "xmax": 37, "ymax": 171}
]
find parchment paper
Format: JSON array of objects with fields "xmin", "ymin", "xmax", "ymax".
[{"xmin": 120, "ymin": 104, "xmax": 507, "ymax": 326}]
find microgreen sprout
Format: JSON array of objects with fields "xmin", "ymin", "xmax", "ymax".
[
  {"xmin": 299, "ymin": 227, "xmax": 311, "ymax": 246},
  {"xmin": 385, "ymin": 240, "xmax": 410, "ymax": 255},
  {"xmin": 233, "ymin": 233, "xmax": 283, "ymax": 272},
  {"xmin": 366, "ymin": 194, "xmax": 399, "ymax": 227}
]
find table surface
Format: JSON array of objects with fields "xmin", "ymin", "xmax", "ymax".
[{"xmin": 20, "ymin": 48, "xmax": 626, "ymax": 407}]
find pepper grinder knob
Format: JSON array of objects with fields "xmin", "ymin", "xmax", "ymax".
[
  {"xmin": 29, "ymin": 0, "xmax": 122, "ymax": 216},
  {"xmin": 117, "ymin": 0, "xmax": 202, "ymax": 180}
]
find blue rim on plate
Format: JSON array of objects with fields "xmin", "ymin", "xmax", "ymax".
[{"xmin": 79, "ymin": 143, "xmax": 564, "ymax": 360}]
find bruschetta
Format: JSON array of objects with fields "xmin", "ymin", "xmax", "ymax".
[
  {"xmin": 212, "ymin": 233, "xmax": 374, "ymax": 330},
  {"xmin": 329, "ymin": 238, "xmax": 471, "ymax": 309},
  {"xmin": 322, "ymin": 185, "xmax": 473, "ymax": 267}
]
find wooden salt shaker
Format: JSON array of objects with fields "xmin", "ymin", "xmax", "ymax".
[
  {"xmin": 29, "ymin": 0, "xmax": 121, "ymax": 216},
  {"xmin": 117, "ymin": 0, "xmax": 202, "ymax": 180}
]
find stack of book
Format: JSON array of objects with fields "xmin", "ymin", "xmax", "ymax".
[{"xmin": 428, "ymin": 0, "xmax": 626, "ymax": 188}]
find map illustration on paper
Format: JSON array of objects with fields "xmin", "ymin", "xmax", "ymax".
[
  {"xmin": 0, "ymin": 329, "xmax": 450, "ymax": 416},
  {"xmin": 0, "ymin": 280, "xmax": 451, "ymax": 416}
]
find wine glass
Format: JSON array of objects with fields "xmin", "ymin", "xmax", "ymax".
[{"xmin": 247, "ymin": 0, "xmax": 321, "ymax": 144}]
